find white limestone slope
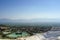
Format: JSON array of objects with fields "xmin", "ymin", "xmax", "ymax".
[
  {"xmin": 17, "ymin": 34, "xmax": 46, "ymax": 40},
  {"xmin": 25, "ymin": 34, "xmax": 46, "ymax": 40},
  {"xmin": 17, "ymin": 31, "xmax": 60, "ymax": 40}
]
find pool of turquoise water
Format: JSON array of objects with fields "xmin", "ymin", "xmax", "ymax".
[{"xmin": 7, "ymin": 32, "xmax": 30, "ymax": 38}]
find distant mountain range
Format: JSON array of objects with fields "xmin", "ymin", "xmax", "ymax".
[{"xmin": 0, "ymin": 18, "xmax": 60, "ymax": 23}]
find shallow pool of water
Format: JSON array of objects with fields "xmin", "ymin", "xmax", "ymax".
[{"xmin": 7, "ymin": 32, "xmax": 30, "ymax": 38}]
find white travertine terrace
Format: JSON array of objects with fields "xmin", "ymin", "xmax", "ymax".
[
  {"xmin": 17, "ymin": 34, "xmax": 46, "ymax": 40},
  {"xmin": 1, "ymin": 31, "xmax": 60, "ymax": 40},
  {"xmin": 17, "ymin": 31, "xmax": 60, "ymax": 40}
]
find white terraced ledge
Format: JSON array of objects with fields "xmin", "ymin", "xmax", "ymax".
[
  {"xmin": 1, "ymin": 31, "xmax": 60, "ymax": 40},
  {"xmin": 17, "ymin": 34, "xmax": 46, "ymax": 40},
  {"xmin": 16, "ymin": 31, "xmax": 60, "ymax": 40}
]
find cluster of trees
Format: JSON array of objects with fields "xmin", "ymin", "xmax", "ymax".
[
  {"xmin": 10, "ymin": 25, "xmax": 52, "ymax": 36},
  {"xmin": 0, "ymin": 24, "xmax": 11, "ymax": 27},
  {"xmin": 0, "ymin": 24, "xmax": 52, "ymax": 35}
]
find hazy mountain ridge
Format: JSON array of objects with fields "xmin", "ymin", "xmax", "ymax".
[{"xmin": 0, "ymin": 18, "xmax": 60, "ymax": 23}]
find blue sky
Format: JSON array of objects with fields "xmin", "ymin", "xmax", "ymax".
[{"xmin": 0, "ymin": 0, "xmax": 60, "ymax": 19}]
